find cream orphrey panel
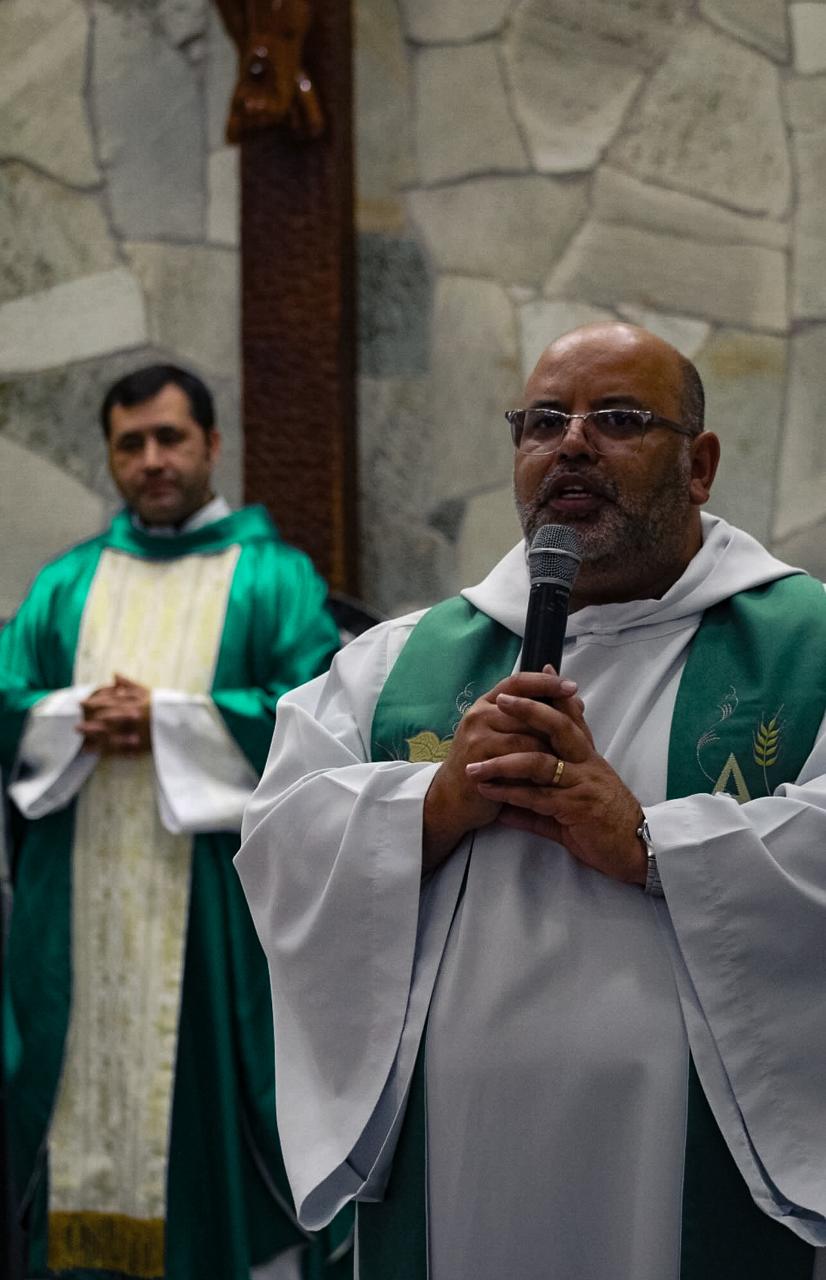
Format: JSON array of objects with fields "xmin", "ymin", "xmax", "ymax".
[{"xmin": 47, "ymin": 544, "xmax": 241, "ymax": 1279}]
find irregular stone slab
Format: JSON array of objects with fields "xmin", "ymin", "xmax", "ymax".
[
  {"xmin": 785, "ymin": 75, "xmax": 826, "ymax": 130},
  {"xmin": 610, "ymin": 26, "xmax": 791, "ymax": 218},
  {"xmin": 207, "ymin": 148, "xmax": 240, "ymax": 247},
  {"xmin": 594, "ymin": 167, "xmax": 788, "ymax": 250},
  {"xmin": 518, "ymin": 301, "xmax": 615, "ymax": 381},
  {"xmin": 504, "ymin": 8, "xmax": 642, "ymax": 173},
  {"xmin": 0, "ymin": 434, "xmax": 108, "ymax": 618},
  {"xmin": 359, "ymin": 234, "xmax": 431, "ymax": 377},
  {"xmin": 700, "ymin": 0, "xmax": 789, "ymax": 61},
  {"xmin": 509, "ymin": 0, "xmax": 693, "ymax": 70},
  {"xmin": 456, "ymin": 485, "xmax": 523, "ymax": 590},
  {"xmin": 791, "ymin": 3, "xmax": 826, "ymax": 73},
  {"xmin": 431, "ymin": 277, "xmax": 521, "ymax": 502},
  {"xmin": 0, "ymin": 0, "xmax": 99, "ymax": 187},
  {"xmin": 355, "ymin": 0, "xmax": 415, "ymax": 232},
  {"xmin": 358, "ymin": 375, "xmax": 451, "ymax": 614},
  {"xmin": 792, "ymin": 130, "xmax": 826, "ymax": 319},
  {"xmin": 408, "ymin": 176, "xmax": 588, "ymax": 288},
  {"xmin": 774, "ymin": 326, "xmax": 826, "ymax": 541},
  {"xmin": 695, "ymin": 330, "xmax": 786, "ymax": 544},
  {"xmin": 159, "ymin": 0, "xmax": 206, "ymax": 48},
  {"xmin": 615, "ymin": 307, "xmax": 711, "ymax": 359},
  {"xmin": 772, "ymin": 518, "xmax": 826, "ymax": 581},
  {"xmin": 546, "ymin": 221, "xmax": 787, "ymax": 332},
  {"xmin": 93, "ymin": 6, "xmax": 204, "ymax": 239},
  {"xmin": 399, "ymin": 0, "xmax": 513, "ymax": 43},
  {"xmin": 126, "ymin": 243, "xmax": 239, "ymax": 379},
  {"xmin": 0, "ymin": 165, "xmax": 117, "ymax": 304},
  {"xmin": 0, "ymin": 270, "xmax": 147, "ymax": 376},
  {"xmin": 415, "ymin": 43, "xmax": 528, "ymax": 185},
  {"xmin": 207, "ymin": 7, "xmax": 238, "ymax": 150}
]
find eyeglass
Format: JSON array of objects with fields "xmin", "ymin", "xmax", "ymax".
[{"xmin": 505, "ymin": 407, "xmax": 695, "ymax": 456}]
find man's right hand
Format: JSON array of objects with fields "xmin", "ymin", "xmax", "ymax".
[
  {"xmin": 422, "ymin": 668, "xmax": 584, "ymax": 873},
  {"xmin": 77, "ymin": 674, "xmax": 152, "ymax": 755}
]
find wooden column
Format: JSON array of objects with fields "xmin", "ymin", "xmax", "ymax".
[{"xmin": 216, "ymin": 0, "xmax": 359, "ymax": 594}]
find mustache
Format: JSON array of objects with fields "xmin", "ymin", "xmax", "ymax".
[{"xmin": 534, "ymin": 467, "xmax": 619, "ymax": 506}]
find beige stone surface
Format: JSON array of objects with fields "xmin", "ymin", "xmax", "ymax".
[
  {"xmin": 399, "ymin": 0, "xmax": 513, "ymax": 42},
  {"xmin": 700, "ymin": 0, "xmax": 789, "ymax": 61},
  {"xmin": 545, "ymin": 222, "xmax": 787, "ymax": 332},
  {"xmin": 0, "ymin": 0, "xmax": 99, "ymax": 187},
  {"xmin": 785, "ymin": 75, "xmax": 826, "ymax": 129},
  {"xmin": 355, "ymin": 0, "xmax": 415, "ymax": 232},
  {"xmin": 430, "ymin": 278, "xmax": 521, "ymax": 502},
  {"xmin": 518, "ymin": 301, "xmax": 615, "ymax": 381},
  {"xmin": 415, "ymin": 43, "xmax": 528, "ymax": 185},
  {"xmin": 93, "ymin": 6, "xmax": 204, "ymax": 240},
  {"xmin": 611, "ymin": 26, "xmax": 791, "ymax": 218},
  {"xmin": 774, "ymin": 326, "xmax": 826, "ymax": 541},
  {"xmin": 695, "ymin": 330, "xmax": 786, "ymax": 544},
  {"xmin": 207, "ymin": 149, "xmax": 240, "ymax": 247},
  {"xmin": 772, "ymin": 519, "xmax": 826, "ymax": 580},
  {"xmin": 792, "ymin": 130, "xmax": 826, "ymax": 318},
  {"xmin": 207, "ymin": 7, "xmax": 238, "ymax": 151},
  {"xmin": 504, "ymin": 10, "xmax": 642, "ymax": 173},
  {"xmin": 0, "ymin": 435, "xmax": 108, "ymax": 618},
  {"xmin": 408, "ymin": 177, "xmax": 588, "ymax": 287},
  {"xmin": 159, "ymin": 0, "xmax": 206, "ymax": 48},
  {"xmin": 455, "ymin": 485, "xmax": 522, "ymax": 592},
  {"xmin": 0, "ymin": 270, "xmax": 147, "ymax": 376},
  {"xmin": 615, "ymin": 307, "xmax": 711, "ymax": 359},
  {"xmin": 791, "ymin": 3, "xmax": 826, "ymax": 74},
  {"xmin": 0, "ymin": 165, "xmax": 117, "ymax": 304},
  {"xmin": 509, "ymin": 0, "xmax": 693, "ymax": 70},
  {"xmin": 127, "ymin": 244, "xmax": 240, "ymax": 380},
  {"xmin": 593, "ymin": 167, "xmax": 788, "ymax": 249}
]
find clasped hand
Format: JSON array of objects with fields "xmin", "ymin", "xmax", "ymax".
[
  {"xmin": 422, "ymin": 667, "xmax": 646, "ymax": 885},
  {"xmin": 77, "ymin": 673, "xmax": 151, "ymax": 755}
]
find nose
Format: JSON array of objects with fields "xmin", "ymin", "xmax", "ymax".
[
  {"xmin": 557, "ymin": 413, "xmax": 597, "ymax": 459},
  {"xmin": 141, "ymin": 437, "xmax": 164, "ymax": 469}
]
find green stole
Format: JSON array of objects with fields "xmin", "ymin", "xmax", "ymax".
[{"xmin": 358, "ymin": 575, "xmax": 826, "ymax": 1280}]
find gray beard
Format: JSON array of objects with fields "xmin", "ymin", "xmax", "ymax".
[{"xmin": 516, "ymin": 453, "xmax": 693, "ymax": 580}]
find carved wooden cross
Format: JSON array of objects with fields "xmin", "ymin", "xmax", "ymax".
[{"xmin": 215, "ymin": 0, "xmax": 359, "ymax": 594}]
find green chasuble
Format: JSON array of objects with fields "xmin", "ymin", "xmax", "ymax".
[
  {"xmin": 359, "ymin": 577, "xmax": 826, "ymax": 1280},
  {"xmin": 0, "ymin": 507, "xmax": 351, "ymax": 1279}
]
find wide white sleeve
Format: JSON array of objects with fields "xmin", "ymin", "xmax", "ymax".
[
  {"xmin": 151, "ymin": 690, "xmax": 259, "ymax": 834},
  {"xmin": 235, "ymin": 619, "xmax": 469, "ymax": 1230},
  {"xmin": 647, "ymin": 715, "xmax": 826, "ymax": 1244},
  {"xmin": 7, "ymin": 687, "xmax": 97, "ymax": 818}
]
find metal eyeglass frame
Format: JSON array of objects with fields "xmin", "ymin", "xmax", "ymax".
[{"xmin": 505, "ymin": 407, "xmax": 696, "ymax": 455}]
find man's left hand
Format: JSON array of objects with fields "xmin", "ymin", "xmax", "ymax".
[
  {"xmin": 77, "ymin": 673, "xmax": 152, "ymax": 755},
  {"xmin": 466, "ymin": 690, "xmax": 646, "ymax": 886}
]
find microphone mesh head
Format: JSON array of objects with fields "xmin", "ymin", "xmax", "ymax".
[{"xmin": 528, "ymin": 524, "xmax": 582, "ymax": 588}]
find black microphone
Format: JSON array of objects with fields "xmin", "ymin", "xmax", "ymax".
[{"xmin": 520, "ymin": 524, "xmax": 582, "ymax": 675}]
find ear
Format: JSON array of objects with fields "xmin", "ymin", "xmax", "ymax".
[
  {"xmin": 688, "ymin": 431, "xmax": 720, "ymax": 507},
  {"xmin": 206, "ymin": 428, "xmax": 222, "ymax": 465}
]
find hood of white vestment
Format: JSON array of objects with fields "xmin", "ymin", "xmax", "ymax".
[{"xmin": 461, "ymin": 513, "xmax": 800, "ymax": 641}]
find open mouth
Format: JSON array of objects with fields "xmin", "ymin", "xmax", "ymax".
[{"xmin": 544, "ymin": 473, "xmax": 612, "ymax": 517}]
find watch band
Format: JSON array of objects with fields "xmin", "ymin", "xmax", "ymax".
[{"xmin": 637, "ymin": 814, "xmax": 664, "ymax": 898}]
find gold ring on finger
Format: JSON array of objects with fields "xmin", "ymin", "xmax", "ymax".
[{"xmin": 551, "ymin": 758, "xmax": 565, "ymax": 787}]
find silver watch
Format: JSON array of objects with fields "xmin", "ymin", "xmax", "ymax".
[{"xmin": 637, "ymin": 815, "xmax": 664, "ymax": 898}]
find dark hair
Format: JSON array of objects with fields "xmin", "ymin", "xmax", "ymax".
[
  {"xmin": 678, "ymin": 356, "xmax": 705, "ymax": 436},
  {"xmin": 100, "ymin": 364, "xmax": 215, "ymax": 437}
]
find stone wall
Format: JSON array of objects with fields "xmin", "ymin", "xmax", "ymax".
[
  {"xmin": 356, "ymin": 0, "xmax": 826, "ymax": 614},
  {"xmin": 0, "ymin": 0, "xmax": 240, "ymax": 617},
  {"xmin": 2, "ymin": 1, "xmax": 825, "ymax": 619}
]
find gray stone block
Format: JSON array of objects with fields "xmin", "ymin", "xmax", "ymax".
[
  {"xmin": 700, "ymin": 0, "xmax": 789, "ymax": 62},
  {"xmin": 615, "ymin": 307, "xmax": 711, "ymax": 359},
  {"xmin": 610, "ymin": 26, "xmax": 791, "ymax": 218},
  {"xmin": 785, "ymin": 75, "xmax": 826, "ymax": 130},
  {"xmin": 791, "ymin": 130, "xmax": 826, "ymax": 319},
  {"xmin": 772, "ymin": 519, "xmax": 826, "ymax": 580},
  {"xmin": 407, "ymin": 176, "xmax": 588, "ymax": 288},
  {"xmin": 791, "ymin": 2, "xmax": 826, "ymax": 74},
  {"xmin": 126, "ymin": 243, "xmax": 240, "ymax": 379},
  {"xmin": 774, "ymin": 325, "xmax": 826, "ymax": 541},
  {"xmin": 695, "ymin": 330, "xmax": 786, "ymax": 545},
  {"xmin": 207, "ymin": 148, "xmax": 240, "ymax": 247},
  {"xmin": 92, "ymin": 6, "xmax": 205, "ymax": 240},
  {"xmin": 545, "ymin": 221, "xmax": 787, "ymax": 333},
  {"xmin": 517, "ymin": 301, "xmax": 615, "ymax": 382},
  {"xmin": 0, "ymin": 0, "xmax": 99, "ymax": 187},
  {"xmin": 355, "ymin": 0, "xmax": 416, "ymax": 232},
  {"xmin": 455, "ymin": 485, "xmax": 522, "ymax": 592},
  {"xmin": 399, "ymin": 0, "xmax": 513, "ymax": 43},
  {"xmin": 430, "ymin": 277, "xmax": 521, "ymax": 503},
  {"xmin": 159, "ymin": 0, "xmax": 206, "ymax": 48},
  {"xmin": 358, "ymin": 234, "xmax": 431, "ymax": 378},
  {"xmin": 414, "ymin": 43, "xmax": 528, "ymax": 185},
  {"xmin": 206, "ymin": 7, "xmax": 238, "ymax": 151},
  {"xmin": 0, "ymin": 165, "xmax": 117, "ymax": 304}
]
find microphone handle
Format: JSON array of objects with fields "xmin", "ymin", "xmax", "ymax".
[{"xmin": 520, "ymin": 581, "xmax": 571, "ymax": 675}]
